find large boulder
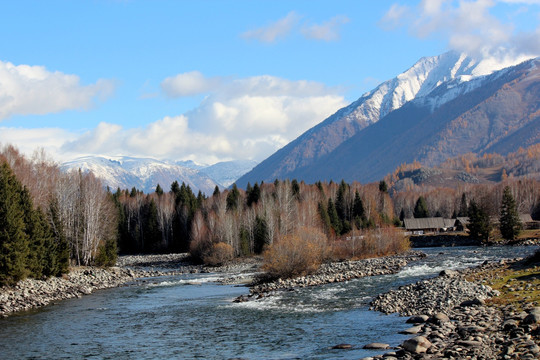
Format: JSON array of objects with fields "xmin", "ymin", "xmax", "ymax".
[
  {"xmin": 428, "ymin": 312, "xmax": 450, "ymax": 324},
  {"xmin": 402, "ymin": 336, "xmax": 432, "ymax": 353},
  {"xmin": 523, "ymin": 312, "xmax": 540, "ymax": 325}
]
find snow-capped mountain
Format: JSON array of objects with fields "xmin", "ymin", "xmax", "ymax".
[
  {"xmin": 341, "ymin": 51, "xmax": 516, "ymax": 128},
  {"xmin": 236, "ymin": 51, "xmax": 537, "ymax": 187},
  {"xmin": 201, "ymin": 160, "xmax": 258, "ymax": 187},
  {"xmin": 62, "ymin": 156, "xmax": 259, "ymax": 193},
  {"xmin": 61, "ymin": 156, "xmax": 219, "ymax": 194}
]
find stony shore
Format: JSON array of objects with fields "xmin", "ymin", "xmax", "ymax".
[
  {"xmin": 0, "ymin": 253, "xmax": 196, "ymax": 317},
  {"xmin": 0, "ymin": 267, "xmax": 143, "ymax": 317},
  {"xmin": 234, "ymin": 251, "xmax": 427, "ymax": 302},
  {"xmin": 0, "ymin": 253, "xmax": 262, "ymax": 317},
  {"xmin": 365, "ymin": 259, "xmax": 540, "ymax": 360}
]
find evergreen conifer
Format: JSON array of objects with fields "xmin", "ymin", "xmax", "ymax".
[{"xmin": 499, "ymin": 186, "xmax": 521, "ymax": 240}]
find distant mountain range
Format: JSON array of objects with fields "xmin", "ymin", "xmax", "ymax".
[
  {"xmin": 61, "ymin": 156, "xmax": 257, "ymax": 194},
  {"xmin": 236, "ymin": 51, "xmax": 540, "ymax": 187}
]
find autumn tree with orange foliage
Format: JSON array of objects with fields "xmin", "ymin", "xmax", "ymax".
[{"xmin": 261, "ymin": 226, "xmax": 329, "ymax": 280}]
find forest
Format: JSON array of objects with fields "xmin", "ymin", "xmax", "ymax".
[{"xmin": 1, "ymin": 144, "xmax": 540, "ymax": 285}]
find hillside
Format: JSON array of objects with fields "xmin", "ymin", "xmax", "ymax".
[
  {"xmin": 236, "ymin": 54, "xmax": 539, "ymax": 187},
  {"xmin": 387, "ymin": 144, "xmax": 540, "ymax": 192}
]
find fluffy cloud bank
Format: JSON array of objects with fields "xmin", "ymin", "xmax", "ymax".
[
  {"xmin": 381, "ymin": 0, "xmax": 540, "ymax": 60},
  {"xmin": 0, "ymin": 61, "xmax": 115, "ymax": 120},
  {"xmin": 59, "ymin": 74, "xmax": 347, "ymax": 163}
]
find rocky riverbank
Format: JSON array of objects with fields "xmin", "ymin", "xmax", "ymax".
[
  {"xmin": 0, "ymin": 253, "xmax": 263, "ymax": 317},
  {"xmin": 0, "ymin": 254, "xmax": 195, "ymax": 317},
  {"xmin": 365, "ymin": 259, "xmax": 540, "ymax": 359},
  {"xmin": 235, "ymin": 251, "xmax": 426, "ymax": 302},
  {"xmin": 0, "ymin": 267, "xmax": 145, "ymax": 317}
]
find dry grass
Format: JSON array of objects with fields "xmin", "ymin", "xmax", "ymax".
[{"xmin": 466, "ymin": 259, "xmax": 540, "ymax": 310}]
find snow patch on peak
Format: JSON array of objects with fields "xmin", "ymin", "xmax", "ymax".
[{"xmin": 340, "ymin": 51, "xmax": 534, "ymax": 130}]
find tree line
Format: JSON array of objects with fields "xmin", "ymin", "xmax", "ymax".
[
  {"xmin": 2, "ymin": 143, "xmax": 540, "ymax": 285},
  {"xmin": 0, "ymin": 146, "xmax": 117, "ymax": 286}
]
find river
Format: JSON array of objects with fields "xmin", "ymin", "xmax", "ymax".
[{"xmin": 0, "ymin": 246, "xmax": 537, "ymax": 359}]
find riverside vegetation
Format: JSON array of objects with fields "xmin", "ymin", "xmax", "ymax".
[{"xmin": 1, "ymin": 143, "xmax": 540, "ymax": 316}]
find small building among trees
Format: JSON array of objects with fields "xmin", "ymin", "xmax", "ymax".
[{"xmin": 403, "ymin": 217, "xmax": 455, "ymax": 235}]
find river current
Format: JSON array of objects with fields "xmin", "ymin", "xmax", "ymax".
[{"xmin": 0, "ymin": 246, "xmax": 537, "ymax": 359}]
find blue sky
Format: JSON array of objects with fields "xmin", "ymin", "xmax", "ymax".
[{"xmin": 1, "ymin": 0, "xmax": 539, "ymax": 164}]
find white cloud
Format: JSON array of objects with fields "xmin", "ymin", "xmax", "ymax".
[
  {"xmin": 241, "ymin": 11, "xmax": 301, "ymax": 43},
  {"xmin": 0, "ymin": 127, "xmax": 77, "ymax": 161},
  {"xmin": 381, "ymin": 0, "xmax": 540, "ymax": 60},
  {"xmin": 4, "ymin": 71, "xmax": 346, "ymax": 164},
  {"xmin": 242, "ymin": 12, "xmax": 349, "ymax": 43},
  {"xmin": 0, "ymin": 60, "xmax": 115, "ymax": 120},
  {"xmin": 499, "ymin": 0, "xmax": 540, "ymax": 4},
  {"xmin": 301, "ymin": 15, "xmax": 350, "ymax": 41},
  {"xmin": 161, "ymin": 71, "xmax": 222, "ymax": 97},
  {"xmin": 54, "ymin": 74, "xmax": 347, "ymax": 164}
]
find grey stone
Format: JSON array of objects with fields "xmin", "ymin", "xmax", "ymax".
[
  {"xmin": 402, "ymin": 336, "xmax": 432, "ymax": 354},
  {"xmin": 363, "ymin": 343, "xmax": 390, "ymax": 350},
  {"xmin": 406, "ymin": 315, "xmax": 429, "ymax": 323},
  {"xmin": 523, "ymin": 312, "xmax": 540, "ymax": 325},
  {"xmin": 400, "ymin": 325, "xmax": 423, "ymax": 334},
  {"xmin": 429, "ymin": 312, "xmax": 450, "ymax": 324},
  {"xmin": 460, "ymin": 298, "xmax": 485, "ymax": 307},
  {"xmin": 439, "ymin": 269, "xmax": 459, "ymax": 277}
]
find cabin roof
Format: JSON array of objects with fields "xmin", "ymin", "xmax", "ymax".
[{"xmin": 403, "ymin": 217, "xmax": 447, "ymax": 230}]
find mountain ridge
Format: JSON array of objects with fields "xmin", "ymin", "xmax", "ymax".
[{"xmin": 236, "ymin": 52, "xmax": 538, "ymax": 188}]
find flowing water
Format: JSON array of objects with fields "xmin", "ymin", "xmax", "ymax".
[{"xmin": 0, "ymin": 246, "xmax": 537, "ymax": 359}]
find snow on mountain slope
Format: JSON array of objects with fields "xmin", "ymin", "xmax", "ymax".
[
  {"xmin": 201, "ymin": 160, "xmax": 258, "ymax": 187},
  {"xmin": 341, "ymin": 51, "xmax": 530, "ymax": 128},
  {"xmin": 61, "ymin": 156, "xmax": 219, "ymax": 194}
]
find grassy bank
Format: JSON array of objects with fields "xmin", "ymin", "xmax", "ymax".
[{"xmin": 466, "ymin": 252, "xmax": 540, "ymax": 310}]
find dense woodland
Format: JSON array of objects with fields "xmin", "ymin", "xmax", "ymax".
[
  {"xmin": 0, "ymin": 146, "xmax": 117, "ymax": 286},
  {"xmin": 1, "ymin": 143, "xmax": 540, "ymax": 285}
]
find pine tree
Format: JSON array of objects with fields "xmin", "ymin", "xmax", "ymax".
[
  {"xmin": 327, "ymin": 198, "xmax": 342, "ymax": 236},
  {"xmin": 468, "ymin": 200, "xmax": 491, "ymax": 241},
  {"xmin": 336, "ymin": 180, "xmax": 348, "ymax": 222},
  {"xmin": 239, "ymin": 226, "xmax": 250, "ymax": 256},
  {"xmin": 253, "ymin": 216, "xmax": 269, "ymax": 254},
  {"xmin": 0, "ymin": 163, "xmax": 30, "ymax": 286},
  {"xmin": 226, "ymin": 184, "xmax": 240, "ymax": 211},
  {"xmin": 291, "ymin": 179, "xmax": 300, "ymax": 200},
  {"xmin": 379, "ymin": 180, "xmax": 388, "ymax": 193},
  {"xmin": 318, "ymin": 201, "xmax": 332, "ymax": 234},
  {"xmin": 458, "ymin": 193, "xmax": 468, "ymax": 217},
  {"xmin": 19, "ymin": 187, "xmax": 46, "ymax": 278},
  {"xmin": 47, "ymin": 199, "xmax": 70, "ymax": 276},
  {"xmin": 352, "ymin": 191, "xmax": 366, "ymax": 222},
  {"xmin": 155, "ymin": 184, "xmax": 163, "ymax": 196},
  {"xmin": 499, "ymin": 186, "xmax": 521, "ymax": 240},
  {"xmin": 413, "ymin": 196, "xmax": 429, "ymax": 218},
  {"xmin": 213, "ymin": 185, "xmax": 220, "ymax": 197},
  {"xmin": 247, "ymin": 182, "xmax": 261, "ymax": 207}
]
